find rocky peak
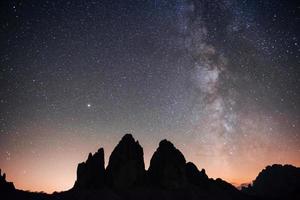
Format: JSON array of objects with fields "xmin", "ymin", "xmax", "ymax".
[
  {"xmin": 106, "ymin": 134, "xmax": 145, "ymax": 189},
  {"xmin": 0, "ymin": 169, "xmax": 5, "ymax": 181},
  {"xmin": 185, "ymin": 162, "xmax": 209, "ymax": 187},
  {"xmin": 242, "ymin": 164, "xmax": 300, "ymax": 198},
  {"xmin": 148, "ymin": 139, "xmax": 187, "ymax": 189},
  {"xmin": 73, "ymin": 148, "xmax": 105, "ymax": 189},
  {"xmin": 0, "ymin": 169, "xmax": 15, "ymax": 191}
]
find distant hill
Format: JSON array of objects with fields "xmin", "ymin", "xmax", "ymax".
[
  {"xmin": 1, "ymin": 134, "xmax": 299, "ymax": 200},
  {"xmin": 242, "ymin": 164, "xmax": 300, "ymax": 199}
]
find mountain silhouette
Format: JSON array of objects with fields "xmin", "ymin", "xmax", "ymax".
[
  {"xmin": 0, "ymin": 169, "xmax": 15, "ymax": 192},
  {"xmin": 73, "ymin": 148, "xmax": 105, "ymax": 189},
  {"xmin": 148, "ymin": 139, "xmax": 187, "ymax": 189},
  {"xmin": 185, "ymin": 162, "xmax": 209, "ymax": 188},
  {"xmin": 1, "ymin": 134, "xmax": 299, "ymax": 200},
  {"xmin": 242, "ymin": 164, "xmax": 300, "ymax": 199},
  {"xmin": 105, "ymin": 134, "xmax": 145, "ymax": 189}
]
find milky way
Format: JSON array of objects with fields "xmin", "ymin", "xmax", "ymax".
[{"xmin": 0, "ymin": 0, "xmax": 299, "ymax": 192}]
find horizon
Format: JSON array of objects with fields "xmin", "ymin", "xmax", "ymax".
[
  {"xmin": 2, "ymin": 133, "xmax": 300, "ymax": 193},
  {"xmin": 1, "ymin": 0, "xmax": 299, "ymax": 195}
]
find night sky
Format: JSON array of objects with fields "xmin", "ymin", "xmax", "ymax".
[{"xmin": 0, "ymin": 0, "xmax": 299, "ymax": 193}]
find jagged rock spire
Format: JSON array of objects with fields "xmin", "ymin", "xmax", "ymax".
[
  {"xmin": 0, "ymin": 169, "xmax": 15, "ymax": 191},
  {"xmin": 71, "ymin": 133, "xmax": 243, "ymax": 197},
  {"xmin": 148, "ymin": 139, "xmax": 187, "ymax": 189},
  {"xmin": 73, "ymin": 148, "xmax": 105, "ymax": 189},
  {"xmin": 106, "ymin": 134, "xmax": 145, "ymax": 189}
]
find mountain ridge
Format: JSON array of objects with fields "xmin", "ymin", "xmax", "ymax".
[{"xmin": 1, "ymin": 134, "xmax": 300, "ymax": 200}]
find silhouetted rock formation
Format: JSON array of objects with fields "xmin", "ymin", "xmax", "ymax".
[
  {"xmin": 2, "ymin": 134, "xmax": 300, "ymax": 200},
  {"xmin": 73, "ymin": 148, "xmax": 105, "ymax": 189},
  {"xmin": 0, "ymin": 169, "xmax": 15, "ymax": 192},
  {"xmin": 214, "ymin": 178, "xmax": 239, "ymax": 192},
  {"xmin": 242, "ymin": 164, "xmax": 300, "ymax": 199},
  {"xmin": 148, "ymin": 139, "xmax": 187, "ymax": 189},
  {"xmin": 185, "ymin": 162, "xmax": 209, "ymax": 188},
  {"xmin": 106, "ymin": 134, "xmax": 145, "ymax": 189}
]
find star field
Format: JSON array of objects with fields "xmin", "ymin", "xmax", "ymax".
[{"xmin": 0, "ymin": 0, "xmax": 299, "ymax": 193}]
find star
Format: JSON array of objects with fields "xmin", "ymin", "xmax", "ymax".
[{"xmin": 0, "ymin": 0, "xmax": 299, "ymax": 194}]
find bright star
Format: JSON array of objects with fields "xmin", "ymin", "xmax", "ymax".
[{"xmin": 87, "ymin": 103, "xmax": 91, "ymax": 108}]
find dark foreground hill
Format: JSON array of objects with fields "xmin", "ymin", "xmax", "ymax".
[
  {"xmin": 241, "ymin": 164, "xmax": 300, "ymax": 199},
  {"xmin": 1, "ymin": 134, "xmax": 299, "ymax": 200}
]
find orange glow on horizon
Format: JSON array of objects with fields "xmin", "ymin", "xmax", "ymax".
[
  {"xmin": 1, "ymin": 115, "xmax": 300, "ymax": 194},
  {"xmin": 2, "ymin": 136, "xmax": 300, "ymax": 194}
]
